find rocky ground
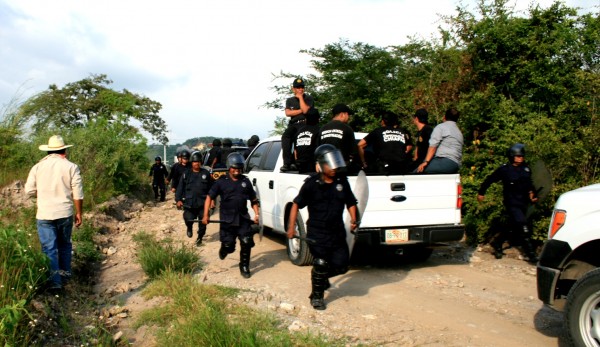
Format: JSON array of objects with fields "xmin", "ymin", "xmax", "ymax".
[{"xmin": 1, "ymin": 183, "xmax": 568, "ymax": 346}]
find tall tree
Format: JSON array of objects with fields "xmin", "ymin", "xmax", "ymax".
[{"xmin": 19, "ymin": 74, "xmax": 169, "ymax": 144}]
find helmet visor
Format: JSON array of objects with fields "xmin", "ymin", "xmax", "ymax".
[{"xmin": 319, "ymin": 150, "xmax": 346, "ymax": 170}]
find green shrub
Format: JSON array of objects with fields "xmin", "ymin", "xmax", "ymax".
[
  {"xmin": 0, "ymin": 223, "xmax": 47, "ymax": 345},
  {"xmin": 137, "ymin": 270, "xmax": 341, "ymax": 347},
  {"xmin": 132, "ymin": 232, "xmax": 201, "ymax": 279}
]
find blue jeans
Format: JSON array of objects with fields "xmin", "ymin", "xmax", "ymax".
[
  {"xmin": 424, "ymin": 157, "xmax": 459, "ymax": 174},
  {"xmin": 37, "ymin": 216, "xmax": 73, "ymax": 287}
]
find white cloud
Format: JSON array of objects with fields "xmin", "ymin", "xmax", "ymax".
[{"xmin": 1, "ymin": 0, "xmax": 596, "ymax": 144}]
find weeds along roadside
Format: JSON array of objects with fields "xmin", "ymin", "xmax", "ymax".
[
  {"xmin": 0, "ymin": 205, "xmax": 117, "ymax": 346},
  {"xmin": 132, "ymin": 232, "xmax": 347, "ymax": 347}
]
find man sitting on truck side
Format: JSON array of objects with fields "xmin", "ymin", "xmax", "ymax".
[
  {"xmin": 477, "ymin": 143, "xmax": 539, "ymax": 262},
  {"xmin": 293, "ymin": 108, "xmax": 321, "ymax": 174},
  {"xmin": 287, "ymin": 144, "xmax": 358, "ymax": 310},
  {"xmin": 357, "ymin": 111, "xmax": 413, "ymax": 175},
  {"xmin": 416, "ymin": 107, "xmax": 463, "ymax": 174}
]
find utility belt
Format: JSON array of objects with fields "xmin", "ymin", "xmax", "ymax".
[
  {"xmin": 288, "ymin": 115, "xmax": 306, "ymax": 125},
  {"xmin": 307, "ymin": 219, "xmax": 344, "ymax": 230}
]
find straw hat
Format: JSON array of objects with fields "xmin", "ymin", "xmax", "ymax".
[{"xmin": 39, "ymin": 135, "xmax": 73, "ymax": 151}]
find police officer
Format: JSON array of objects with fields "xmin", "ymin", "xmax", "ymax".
[
  {"xmin": 149, "ymin": 156, "xmax": 169, "ymax": 201},
  {"xmin": 243, "ymin": 135, "xmax": 260, "ymax": 159},
  {"xmin": 293, "ymin": 108, "xmax": 321, "ymax": 174},
  {"xmin": 203, "ymin": 152, "xmax": 260, "ymax": 278},
  {"xmin": 319, "ymin": 103, "xmax": 356, "ymax": 165},
  {"xmin": 168, "ymin": 149, "xmax": 191, "ymax": 193},
  {"xmin": 217, "ymin": 139, "xmax": 235, "ymax": 168},
  {"xmin": 206, "ymin": 139, "xmax": 222, "ymax": 169},
  {"xmin": 281, "ymin": 77, "xmax": 315, "ymax": 172},
  {"xmin": 477, "ymin": 143, "xmax": 539, "ymax": 262},
  {"xmin": 176, "ymin": 151, "xmax": 213, "ymax": 245},
  {"xmin": 357, "ymin": 111, "xmax": 413, "ymax": 175},
  {"xmin": 287, "ymin": 144, "xmax": 358, "ymax": 310}
]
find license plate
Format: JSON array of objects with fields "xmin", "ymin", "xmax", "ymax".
[{"xmin": 385, "ymin": 229, "xmax": 409, "ymax": 243}]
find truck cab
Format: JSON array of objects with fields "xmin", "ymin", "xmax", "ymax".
[{"xmin": 536, "ymin": 183, "xmax": 600, "ymax": 346}]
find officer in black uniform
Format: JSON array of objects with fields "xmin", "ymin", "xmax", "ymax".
[
  {"xmin": 319, "ymin": 103, "xmax": 356, "ymax": 165},
  {"xmin": 293, "ymin": 108, "xmax": 321, "ymax": 174},
  {"xmin": 281, "ymin": 77, "xmax": 315, "ymax": 172},
  {"xmin": 477, "ymin": 143, "xmax": 539, "ymax": 262},
  {"xmin": 149, "ymin": 156, "xmax": 169, "ymax": 201},
  {"xmin": 203, "ymin": 152, "xmax": 260, "ymax": 278},
  {"xmin": 217, "ymin": 138, "xmax": 235, "ymax": 168},
  {"xmin": 357, "ymin": 111, "xmax": 413, "ymax": 175},
  {"xmin": 169, "ymin": 149, "xmax": 190, "ymax": 193},
  {"xmin": 287, "ymin": 144, "xmax": 358, "ymax": 310},
  {"xmin": 243, "ymin": 135, "xmax": 260, "ymax": 159},
  {"xmin": 206, "ymin": 139, "xmax": 222, "ymax": 169},
  {"xmin": 176, "ymin": 151, "xmax": 213, "ymax": 245}
]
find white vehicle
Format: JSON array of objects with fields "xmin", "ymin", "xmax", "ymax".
[
  {"xmin": 244, "ymin": 134, "xmax": 465, "ymax": 265},
  {"xmin": 537, "ymin": 183, "xmax": 600, "ymax": 346}
]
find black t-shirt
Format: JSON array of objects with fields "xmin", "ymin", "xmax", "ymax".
[
  {"xmin": 363, "ymin": 126, "xmax": 413, "ymax": 164},
  {"xmin": 478, "ymin": 163, "xmax": 536, "ymax": 207},
  {"xmin": 294, "ymin": 124, "xmax": 320, "ymax": 165},
  {"xmin": 293, "ymin": 173, "xmax": 357, "ymax": 243},
  {"xmin": 318, "ymin": 120, "xmax": 356, "ymax": 162},
  {"xmin": 149, "ymin": 163, "xmax": 169, "ymax": 184},
  {"xmin": 285, "ymin": 94, "xmax": 314, "ymax": 125},
  {"xmin": 207, "ymin": 147, "xmax": 221, "ymax": 166},
  {"xmin": 208, "ymin": 174, "xmax": 257, "ymax": 224},
  {"xmin": 415, "ymin": 125, "xmax": 433, "ymax": 164},
  {"xmin": 175, "ymin": 169, "xmax": 212, "ymax": 208}
]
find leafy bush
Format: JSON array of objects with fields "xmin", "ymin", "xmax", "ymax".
[
  {"xmin": 0, "ymin": 223, "xmax": 48, "ymax": 345},
  {"xmin": 132, "ymin": 232, "xmax": 201, "ymax": 279}
]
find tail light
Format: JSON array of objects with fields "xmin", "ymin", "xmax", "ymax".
[
  {"xmin": 456, "ymin": 184, "xmax": 463, "ymax": 209},
  {"xmin": 549, "ymin": 210, "xmax": 566, "ymax": 239}
]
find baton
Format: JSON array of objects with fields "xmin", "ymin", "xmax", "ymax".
[
  {"xmin": 292, "ymin": 235, "xmax": 317, "ymax": 245},
  {"xmin": 187, "ymin": 219, "xmax": 224, "ymax": 223}
]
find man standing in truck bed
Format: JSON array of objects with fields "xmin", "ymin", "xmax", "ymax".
[{"xmin": 281, "ymin": 77, "xmax": 314, "ymax": 172}]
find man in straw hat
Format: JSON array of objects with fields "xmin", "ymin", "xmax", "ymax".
[{"xmin": 25, "ymin": 135, "xmax": 84, "ymax": 294}]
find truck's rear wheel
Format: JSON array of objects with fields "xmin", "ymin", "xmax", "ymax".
[
  {"xmin": 286, "ymin": 213, "xmax": 313, "ymax": 266},
  {"xmin": 565, "ymin": 267, "xmax": 600, "ymax": 347}
]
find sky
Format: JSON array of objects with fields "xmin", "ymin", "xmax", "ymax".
[{"xmin": 0, "ymin": 0, "xmax": 597, "ymax": 145}]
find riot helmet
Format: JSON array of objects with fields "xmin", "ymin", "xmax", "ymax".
[
  {"xmin": 314, "ymin": 144, "xmax": 346, "ymax": 171},
  {"xmin": 180, "ymin": 149, "xmax": 191, "ymax": 160},
  {"xmin": 226, "ymin": 152, "xmax": 245, "ymax": 170},
  {"xmin": 508, "ymin": 143, "xmax": 526, "ymax": 163},
  {"xmin": 155, "ymin": 156, "xmax": 162, "ymax": 161},
  {"xmin": 223, "ymin": 138, "xmax": 233, "ymax": 147},
  {"xmin": 212, "ymin": 139, "xmax": 222, "ymax": 147},
  {"xmin": 190, "ymin": 151, "xmax": 202, "ymax": 163}
]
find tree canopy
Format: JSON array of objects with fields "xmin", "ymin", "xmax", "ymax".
[{"xmin": 19, "ymin": 74, "xmax": 169, "ymax": 144}]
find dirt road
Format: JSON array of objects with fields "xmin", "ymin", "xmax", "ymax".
[{"xmin": 95, "ymin": 196, "xmax": 567, "ymax": 346}]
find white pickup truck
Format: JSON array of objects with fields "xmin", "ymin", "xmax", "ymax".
[
  {"xmin": 536, "ymin": 183, "xmax": 600, "ymax": 346},
  {"xmin": 244, "ymin": 134, "xmax": 465, "ymax": 265}
]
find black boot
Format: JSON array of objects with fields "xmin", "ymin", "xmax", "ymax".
[
  {"xmin": 310, "ymin": 260, "xmax": 329, "ymax": 310},
  {"xmin": 196, "ymin": 230, "xmax": 205, "ymax": 246},
  {"xmin": 239, "ymin": 246, "xmax": 251, "ymax": 278}
]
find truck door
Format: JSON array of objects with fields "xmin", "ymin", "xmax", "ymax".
[{"xmin": 245, "ymin": 141, "xmax": 282, "ymax": 230}]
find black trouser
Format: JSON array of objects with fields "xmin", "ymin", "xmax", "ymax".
[
  {"xmin": 491, "ymin": 205, "xmax": 535, "ymax": 255},
  {"xmin": 281, "ymin": 122, "xmax": 301, "ymax": 166},
  {"xmin": 183, "ymin": 207, "xmax": 206, "ymax": 238},
  {"xmin": 152, "ymin": 181, "xmax": 166, "ymax": 201}
]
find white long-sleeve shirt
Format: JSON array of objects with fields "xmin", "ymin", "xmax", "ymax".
[{"xmin": 25, "ymin": 154, "xmax": 84, "ymax": 220}]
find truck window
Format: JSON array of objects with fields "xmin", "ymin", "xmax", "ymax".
[
  {"xmin": 246, "ymin": 142, "xmax": 268, "ymax": 172},
  {"xmin": 262, "ymin": 141, "xmax": 282, "ymax": 171}
]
